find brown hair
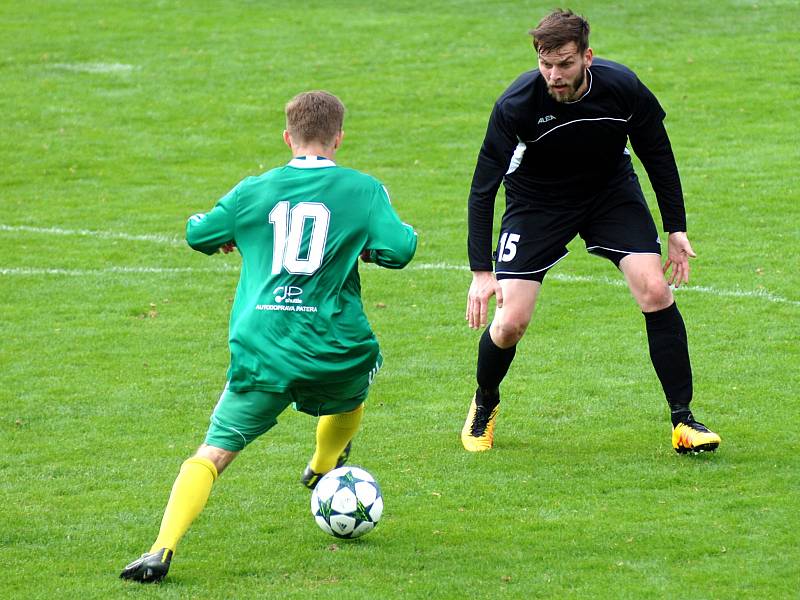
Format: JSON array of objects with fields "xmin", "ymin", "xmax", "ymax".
[
  {"xmin": 285, "ymin": 91, "xmax": 345, "ymax": 146},
  {"xmin": 529, "ymin": 9, "xmax": 590, "ymax": 55}
]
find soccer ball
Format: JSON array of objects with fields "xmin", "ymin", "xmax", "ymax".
[{"xmin": 310, "ymin": 466, "xmax": 383, "ymax": 539}]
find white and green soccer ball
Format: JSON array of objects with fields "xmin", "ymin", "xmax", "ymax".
[{"xmin": 310, "ymin": 466, "xmax": 383, "ymax": 539}]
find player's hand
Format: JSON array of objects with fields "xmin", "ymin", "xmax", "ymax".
[
  {"xmin": 220, "ymin": 242, "xmax": 237, "ymax": 254},
  {"xmin": 466, "ymin": 271, "xmax": 503, "ymax": 330},
  {"xmin": 663, "ymin": 232, "xmax": 696, "ymax": 288}
]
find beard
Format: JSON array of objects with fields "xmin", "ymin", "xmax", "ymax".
[{"xmin": 547, "ymin": 68, "xmax": 586, "ymax": 103}]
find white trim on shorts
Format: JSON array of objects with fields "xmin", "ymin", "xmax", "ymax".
[
  {"xmin": 209, "ymin": 414, "xmax": 248, "ymax": 447},
  {"xmin": 586, "ymin": 244, "xmax": 661, "ymax": 256},
  {"xmin": 495, "ymin": 251, "xmax": 569, "ymax": 276},
  {"xmin": 209, "ymin": 382, "xmax": 248, "ymax": 447}
]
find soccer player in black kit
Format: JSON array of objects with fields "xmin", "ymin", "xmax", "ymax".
[{"xmin": 461, "ymin": 9, "xmax": 721, "ymax": 454}]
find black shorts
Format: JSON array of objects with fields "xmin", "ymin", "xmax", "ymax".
[{"xmin": 494, "ymin": 173, "xmax": 662, "ymax": 282}]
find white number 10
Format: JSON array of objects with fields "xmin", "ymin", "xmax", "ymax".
[{"xmin": 268, "ymin": 201, "xmax": 330, "ymax": 275}]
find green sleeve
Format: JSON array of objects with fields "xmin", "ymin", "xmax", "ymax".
[
  {"xmin": 186, "ymin": 185, "xmax": 237, "ymax": 255},
  {"xmin": 366, "ymin": 184, "xmax": 417, "ymax": 269}
]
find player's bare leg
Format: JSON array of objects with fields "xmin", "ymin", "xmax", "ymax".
[
  {"xmin": 120, "ymin": 445, "xmax": 237, "ymax": 583},
  {"xmin": 620, "ymin": 254, "xmax": 720, "ymax": 453},
  {"xmin": 462, "ymin": 279, "xmax": 540, "ymax": 451},
  {"xmin": 620, "ymin": 253, "xmax": 674, "ymax": 312}
]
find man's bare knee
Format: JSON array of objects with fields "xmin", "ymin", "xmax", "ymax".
[
  {"xmin": 195, "ymin": 444, "xmax": 239, "ymax": 475},
  {"xmin": 491, "ymin": 319, "xmax": 529, "ymax": 347},
  {"xmin": 636, "ymin": 279, "xmax": 673, "ymax": 312}
]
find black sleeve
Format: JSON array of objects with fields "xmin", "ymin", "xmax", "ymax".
[
  {"xmin": 467, "ymin": 102, "xmax": 519, "ymax": 270},
  {"xmin": 628, "ymin": 80, "xmax": 687, "ymax": 232}
]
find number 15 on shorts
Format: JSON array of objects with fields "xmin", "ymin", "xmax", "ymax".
[{"xmin": 497, "ymin": 232, "xmax": 520, "ymax": 262}]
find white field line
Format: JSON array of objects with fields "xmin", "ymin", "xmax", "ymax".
[
  {"xmin": 50, "ymin": 62, "xmax": 137, "ymax": 74},
  {"xmin": 1, "ymin": 224, "xmax": 798, "ymax": 307},
  {"xmin": 0, "ymin": 266, "xmax": 236, "ymax": 276},
  {"xmin": 374, "ymin": 263, "xmax": 800, "ymax": 306},
  {"xmin": 0, "ymin": 224, "xmax": 183, "ymax": 246},
  {"xmin": 2, "ymin": 263, "xmax": 797, "ymax": 307}
]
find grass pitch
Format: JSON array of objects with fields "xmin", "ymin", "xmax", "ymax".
[{"xmin": 2, "ymin": 1, "xmax": 798, "ymax": 598}]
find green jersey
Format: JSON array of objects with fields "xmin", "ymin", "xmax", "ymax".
[{"xmin": 187, "ymin": 156, "xmax": 417, "ymax": 392}]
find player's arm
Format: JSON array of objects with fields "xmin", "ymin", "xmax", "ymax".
[
  {"xmin": 468, "ymin": 101, "xmax": 517, "ymax": 271},
  {"xmin": 363, "ymin": 185, "xmax": 417, "ymax": 269},
  {"xmin": 628, "ymin": 81, "xmax": 695, "ymax": 285},
  {"xmin": 627, "ymin": 80, "xmax": 686, "ymax": 234},
  {"xmin": 186, "ymin": 186, "xmax": 237, "ymax": 255},
  {"xmin": 466, "ymin": 102, "xmax": 516, "ymax": 326}
]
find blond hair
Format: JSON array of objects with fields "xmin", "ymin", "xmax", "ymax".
[{"xmin": 285, "ymin": 91, "xmax": 345, "ymax": 146}]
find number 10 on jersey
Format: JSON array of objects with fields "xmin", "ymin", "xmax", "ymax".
[{"xmin": 269, "ymin": 201, "xmax": 331, "ymax": 275}]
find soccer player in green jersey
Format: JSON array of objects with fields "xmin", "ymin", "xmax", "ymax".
[{"xmin": 120, "ymin": 91, "xmax": 417, "ymax": 584}]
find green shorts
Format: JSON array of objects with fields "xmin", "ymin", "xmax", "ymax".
[{"xmin": 205, "ymin": 376, "xmax": 371, "ymax": 452}]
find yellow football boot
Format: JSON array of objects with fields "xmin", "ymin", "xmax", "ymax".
[
  {"xmin": 672, "ymin": 421, "xmax": 721, "ymax": 454},
  {"xmin": 461, "ymin": 394, "xmax": 499, "ymax": 452}
]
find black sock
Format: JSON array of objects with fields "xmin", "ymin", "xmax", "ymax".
[
  {"xmin": 670, "ymin": 405, "xmax": 695, "ymax": 427},
  {"xmin": 643, "ymin": 302, "xmax": 693, "ymax": 425},
  {"xmin": 475, "ymin": 326, "xmax": 516, "ymax": 409}
]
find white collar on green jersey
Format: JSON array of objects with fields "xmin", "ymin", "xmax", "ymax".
[{"xmin": 288, "ymin": 155, "xmax": 337, "ymax": 169}]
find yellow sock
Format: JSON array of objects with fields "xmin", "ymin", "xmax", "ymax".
[
  {"xmin": 150, "ymin": 456, "xmax": 218, "ymax": 553},
  {"xmin": 309, "ymin": 404, "xmax": 364, "ymax": 473}
]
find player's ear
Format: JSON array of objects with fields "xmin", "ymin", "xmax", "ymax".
[
  {"xmin": 283, "ymin": 130, "xmax": 292, "ymax": 149},
  {"xmin": 334, "ymin": 130, "xmax": 344, "ymax": 150},
  {"xmin": 584, "ymin": 47, "xmax": 593, "ymax": 67}
]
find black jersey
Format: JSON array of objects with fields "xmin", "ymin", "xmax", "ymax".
[{"xmin": 467, "ymin": 58, "xmax": 685, "ymax": 271}]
